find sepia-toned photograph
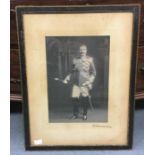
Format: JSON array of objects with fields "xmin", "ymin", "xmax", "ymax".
[
  {"xmin": 46, "ymin": 36, "xmax": 110, "ymax": 123},
  {"xmin": 16, "ymin": 5, "xmax": 140, "ymax": 148}
]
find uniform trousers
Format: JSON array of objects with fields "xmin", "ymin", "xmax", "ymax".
[{"xmin": 71, "ymin": 85, "xmax": 89, "ymax": 116}]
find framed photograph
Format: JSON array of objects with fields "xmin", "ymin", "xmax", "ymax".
[{"xmin": 16, "ymin": 5, "xmax": 140, "ymax": 149}]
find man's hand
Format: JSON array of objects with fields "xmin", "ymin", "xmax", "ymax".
[
  {"xmin": 63, "ymin": 80, "xmax": 68, "ymax": 84},
  {"xmin": 82, "ymin": 81, "xmax": 92, "ymax": 90},
  {"xmin": 82, "ymin": 81, "xmax": 90, "ymax": 86},
  {"xmin": 63, "ymin": 74, "xmax": 71, "ymax": 84}
]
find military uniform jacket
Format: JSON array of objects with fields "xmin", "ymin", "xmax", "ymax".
[{"xmin": 70, "ymin": 56, "xmax": 96, "ymax": 87}]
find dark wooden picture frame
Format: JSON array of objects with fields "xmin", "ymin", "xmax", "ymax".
[{"xmin": 16, "ymin": 5, "xmax": 140, "ymax": 150}]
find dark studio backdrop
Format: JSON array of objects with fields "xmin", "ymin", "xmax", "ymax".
[{"xmin": 46, "ymin": 36, "xmax": 110, "ymax": 122}]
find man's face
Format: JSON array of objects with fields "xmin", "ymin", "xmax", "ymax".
[{"xmin": 79, "ymin": 45, "xmax": 87, "ymax": 57}]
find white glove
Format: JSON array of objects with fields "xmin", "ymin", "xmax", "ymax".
[
  {"xmin": 63, "ymin": 74, "xmax": 71, "ymax": 84},
  {"xmin": 82, "ymin": 81, "xmax": 90, "ymax": 86},
  {"xmin": 63, "ymin": 80, "xmax": 68, "ymax": 84}
]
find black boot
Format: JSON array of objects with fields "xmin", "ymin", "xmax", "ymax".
[
  {"xmin": 80, "ymin": 96, "xmax": 89, "ymax": 120},
  {"xmin": 71, "ymin": 98, "xmax": 79, "ymax": 119}
]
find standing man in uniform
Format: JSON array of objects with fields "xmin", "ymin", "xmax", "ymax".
[{"xmin": 63, "ymin": 44, "xmax": 96, "ymax": 120}]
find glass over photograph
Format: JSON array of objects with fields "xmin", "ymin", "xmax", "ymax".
[{"xmin": 46, "ymin": 36, "xmax": 110, "ymax": 123}]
